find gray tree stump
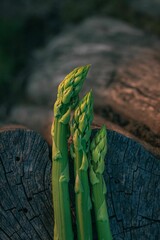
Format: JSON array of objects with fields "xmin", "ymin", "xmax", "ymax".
[
  {"xmin": 0, "ymin": 127, "xmax": 160, "ymax": 239},
  {"xmin": 0, "ymin": 127, "xmax": 53, "ymax": 240}
]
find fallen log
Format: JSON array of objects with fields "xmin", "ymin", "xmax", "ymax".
[{"xmin": 0, "ymin": 127, "xmax": 159, "ymax": 239}]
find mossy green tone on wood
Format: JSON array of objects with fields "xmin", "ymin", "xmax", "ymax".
[
  {"xmin": 51, "ymin": 65, "xmax": 90, "ymax": 240},
  {"xmin": 70, "ymin": 91, "xmax": 93, "ymax": 240},
  {"xmin": 89, "ymin": 126, "xmax": 112, "ymax": 240}
]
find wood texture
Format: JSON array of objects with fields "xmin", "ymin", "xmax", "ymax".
[
  {"xmin": 102, "ymin": 130, "xmax": 160, "ymax": 239},
  {"xmin": 0, "ymin": 128, "xmax": 53, "ymax": 240},
  {"xmin": 94, "ymin": 53, "xmax": 160, "ymax": 156},
  {"xmin": 0, "ymin": 128, "xmax": 160, "ymax": 239}
]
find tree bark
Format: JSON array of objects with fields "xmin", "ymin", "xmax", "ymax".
[{"xmin": 0, "ymin": 127, "xmax": 160, "ymax": 239}]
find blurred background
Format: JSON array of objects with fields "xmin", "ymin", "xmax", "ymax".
[{"xmin": 0, "ymin": 0, "xmax": 160, "ymax": 154}]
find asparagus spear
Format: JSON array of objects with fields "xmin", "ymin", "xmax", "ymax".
[
  {"xmin": 70, "ymin": 91, "xmax": 93, "ymax": 240},
  {"xmin": 89, "ymin": 126, "xmax": 112, "ymax": 240},
  {"xmin": 51, "ymin": 65, "xmax": 90, "ymax": 240}
]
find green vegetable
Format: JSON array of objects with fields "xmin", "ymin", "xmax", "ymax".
[
  {"xmin": 51, "ymin": 65, "xmax": 90, "ymax": 240},
  {"xmin": 70, "ymin": 91, "xmax": 93, "ymax": 240},
  {"xmin": 89, "ymin": 126, "xmax": 112, "ymax": 240}
]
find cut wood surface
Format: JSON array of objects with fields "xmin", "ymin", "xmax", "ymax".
[
  {"xmin": 0, "ymin": 128, "xmax": 53, "ymax": 240},
  {"xmin": 0, "ymin": 127, "xmax": 160, "ymax": 239}
]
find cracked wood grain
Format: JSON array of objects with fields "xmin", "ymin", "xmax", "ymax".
[
  {"xmin": 101, "ymin": 130, "xmax": 160, "ymax": 240},
  {"xmin": 0, "ymin": 128, "xmax": 53, "ymax": 240},
  {"xmin": 0, "ymin": 127, "xmax": 160, "ymax": 239}
]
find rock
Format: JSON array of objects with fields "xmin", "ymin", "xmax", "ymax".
[
  {"xmin": 26, "ymin": 17, "xmax": 160, "ymax": 155},
  {"xmin": 127, "ymin": 0, "xmax": 160, "ymax": 17}
]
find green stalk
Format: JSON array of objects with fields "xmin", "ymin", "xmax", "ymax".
[
  {"xmin": 51, "ymin": 65, "xmax": 90, "ymax": 240},
  {"xmin": 89, "ymin": 126, "xmax": 112, "ymax": 240},
  {"xmin": 70, "ymin": 91, "xmax": 93, "ymax": 240}
]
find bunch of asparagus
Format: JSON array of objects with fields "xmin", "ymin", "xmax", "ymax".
[{"xmin": 51, "ymin": 65, "xmax": 112, "ymax": 240}]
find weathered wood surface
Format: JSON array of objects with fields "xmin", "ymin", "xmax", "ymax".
[
  {"xmin": 94, "ymin": 55, "xmax": 160, "ymax": 154},
  {"xmin": 22, "ymin": 16, "xmax": 160, "ymax": 155},
  {"xmin": 103, "ymin": 130, "xmax": 160, "ymax": 239},
  {"xmin": 1, "ymin": 17, "xmax": 160, "ymax": 157},
  {"xmin": 0, "ymin": 128, "xmax": 53, "ymax": 240},
  {"xmin": 0, "ymin": 128, "xmax": 160, "ymax": 239}
]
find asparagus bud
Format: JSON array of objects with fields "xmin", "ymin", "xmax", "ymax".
[
  {"xmin": 71, "ymin": 91, "xmax": 93, "ymax": 240},
  {"xmin": 54, "ymin": 64, "xmax": 91, "ymax": 121},
  {"xmin": 90, "ymin": 126, "xmax": 112, "ymax": 240},
  {"xmin": 51, "ymin": 65, "xmax": 90, "ymax": 240}
]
